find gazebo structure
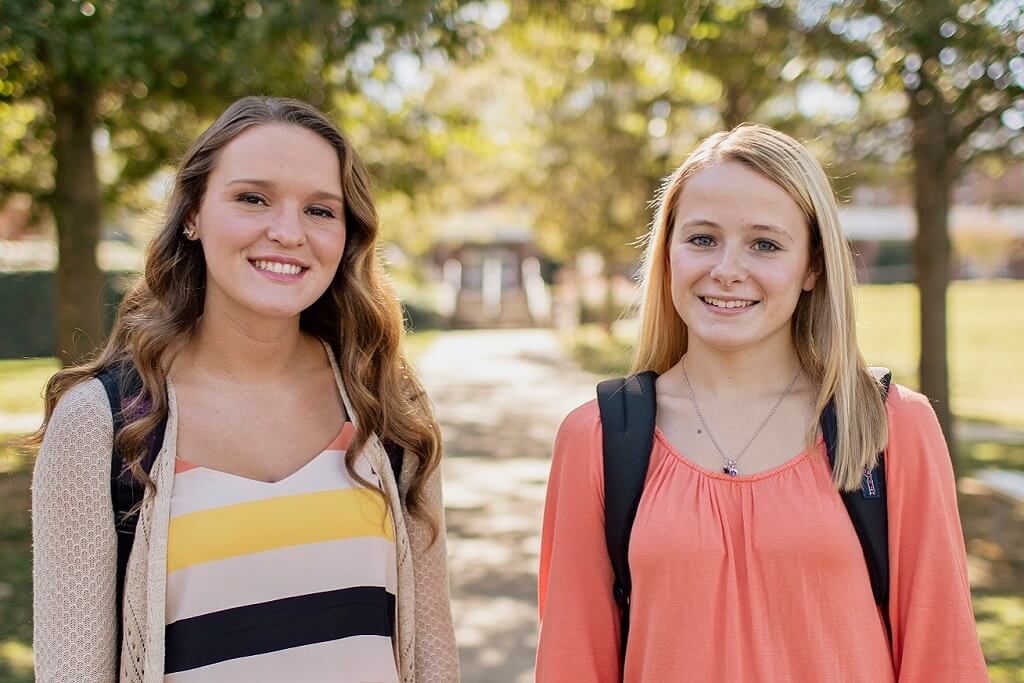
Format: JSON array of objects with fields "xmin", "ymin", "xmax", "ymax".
[{"xmin": 432, "ymin": 208, "xmax": 551, "ymax": 328}]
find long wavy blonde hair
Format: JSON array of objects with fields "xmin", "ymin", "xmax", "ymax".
[
  {"xmin": 35, "ymin": 96, "xmax": 443, "ymax": 535},
  {"xmin": 632, "ymin": 124, "xmax": 888, "ymax": 491}
]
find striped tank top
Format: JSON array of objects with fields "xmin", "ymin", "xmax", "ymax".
[{"xmin": 164, "ymin": 422, "xmax": 399, "ymax": 682}]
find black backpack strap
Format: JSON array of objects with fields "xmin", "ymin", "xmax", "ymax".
[
  {"xmin": 96, "ymin": 364, "xmax": 166, "ymax": 673},
  {"xmin": 382, "ymin": 439, "xmax": 404, "ymax": 487},
  {"xmin": 821, "ymin": 367, "xmax": 892, "ymax": 636},
  {"xmin": 597, "ymin": 370, "xmax": 658, "ymax": 668}
]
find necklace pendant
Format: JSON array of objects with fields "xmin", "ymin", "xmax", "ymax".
[{"xmin": 723, "ymin": 461, "xmax": 739, "ymax": 477}]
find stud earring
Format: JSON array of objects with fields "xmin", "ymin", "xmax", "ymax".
[{"xmin": 183, "ymin": 224, "xmax": 197, "ymax": 240}]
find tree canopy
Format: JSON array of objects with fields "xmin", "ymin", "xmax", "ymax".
[{"xmin": 0, "ymin": 0, "xmax": 481, "ymax": 362}]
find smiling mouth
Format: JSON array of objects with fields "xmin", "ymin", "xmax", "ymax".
[
  {"xmin": 250, "ymin": 260, "xmax": 307, "ymax": 276},
  {"xmin": 700, "ymin": 296, "xmax": 758, "ymax": 309}
]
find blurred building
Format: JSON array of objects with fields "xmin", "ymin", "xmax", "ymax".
[
  {"xmin": 431, "ymin": 207, "xmax": 552, "ymax": 328},
  {"xmin": 840, "ymin": 205, "xmax": 1024, "ymax": 282}
]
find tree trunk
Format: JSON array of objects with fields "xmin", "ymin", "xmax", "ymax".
[
  {"xmin": 910, "ymin": 93, "xmax": 956, "ymax": 459},
  {"xmin": 51, "ymin": 85, "xmax": 104, "ymax": 366}
]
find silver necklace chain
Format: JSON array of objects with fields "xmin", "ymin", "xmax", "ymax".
[{"xmin": 681, "ymin": 359, "xmax": 803, "ymax": 476}]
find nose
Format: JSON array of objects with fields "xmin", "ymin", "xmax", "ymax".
[
  {"xmin": 265, "ymin": 205, "xmax": 306, "ymax": 247},
  {"xmin": 709, "ymin": 244, "xmax": 746, "ymax": 285}
]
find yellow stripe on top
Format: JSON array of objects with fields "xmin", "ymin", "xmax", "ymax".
[{"xmin": 167, "ymin": 488, "xmax": 394, "ymax": 574}]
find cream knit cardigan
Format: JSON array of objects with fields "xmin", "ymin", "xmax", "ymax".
[{"xmin": 32, "ymin": 350, "xmax": 459, "ymax": 683}]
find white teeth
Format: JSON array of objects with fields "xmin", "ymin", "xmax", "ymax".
[
  {"xmin": 254, "ymin": 260, "xmax": 302, "ymax": 275},
  {"xmin": 702, "ymin": 296, "xmax": 755, "ymax": 309}
]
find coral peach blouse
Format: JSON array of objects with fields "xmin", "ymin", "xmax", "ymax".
[{"xmin": 537, "ymin": 384, "xmax": 987, "ymax": 682}]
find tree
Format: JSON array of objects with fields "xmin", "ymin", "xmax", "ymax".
[
  {"xmin": 814, "ymin": 0, "xmax": 1024, "ymax": 446},
  {"xmin": 493, "ymin": 1, "xmax": 811, "ymax": 326},
  {"xmin": 501, "ymin": 9, "xmax": 697, "ymax": 326},
  {"xmin": 616, "ymin": 0, "xmax": 809, "ymax": 128},
  {"xmin": 0, "ymin": 0, "xmax": 474, "ymax": 364}
]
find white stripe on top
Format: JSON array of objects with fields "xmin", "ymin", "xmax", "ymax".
[
  {"xmin": 166, "ymin": 535, "xmax": 398, "ymax": 623},
  {"xmin": 163, "ymin": 635, "xmax": 399, "ymax": 683}
]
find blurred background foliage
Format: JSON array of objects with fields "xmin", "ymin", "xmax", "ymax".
[{"xmin": 1, "ymin": 0, "xmax": 1023, "ymax": 680}]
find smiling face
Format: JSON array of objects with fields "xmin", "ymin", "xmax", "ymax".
[
  {"xmin": 189, "ymin": 123, "xmax": 346, "ymax": 324},
  {"xmin": 668, "ymin": 160, "xmax": 819, "ymax": 356}
]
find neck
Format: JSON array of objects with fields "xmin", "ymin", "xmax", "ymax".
[
  {"xmin": 178, "ymin": 305, "xmax": 315, "ymax": 382},
  {"xmin": 675, "ymin": 338, "xmax": 804, "ymax": 399}
]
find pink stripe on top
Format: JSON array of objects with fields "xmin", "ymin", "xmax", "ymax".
[{"xmin": 326, "ymin": 421, "xmax": 356, "ymax": 452}]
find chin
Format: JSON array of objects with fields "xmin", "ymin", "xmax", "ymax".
[
  {"xmin": 684, "ymin": 325, "xmax": 762, "ymax": 352},
  {"xmin": 696, "ymin": 338, "xmax": 758, "ymax": 353},
  {"xmin": 237, "ymin": 298, "xmax": 314, "ymax": 320}
]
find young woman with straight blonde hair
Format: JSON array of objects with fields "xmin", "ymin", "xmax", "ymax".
[
  {"xmin": 32, "ymin": 96, "xmax": 457, "ymax": 683},
  {"xmin": 537, "ymin": 124, "xmax": 986, "ymax": 681}
]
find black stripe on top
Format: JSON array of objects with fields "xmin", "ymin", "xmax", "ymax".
[{"xmin": 164, "ymin": 586, "xmax": 396, "ymax": 674}]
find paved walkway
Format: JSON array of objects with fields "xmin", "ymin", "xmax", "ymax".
[{"xmin": 415, "ymin": 329, "xmax": 599, "ymax": 683}]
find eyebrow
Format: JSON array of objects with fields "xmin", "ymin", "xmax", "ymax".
[
  {"xmin": 227, "ymin": 178, "xmax": 344, "ymax": 204},
  {"xmin": 679, "ymin": 218, "xmax": 791, "ymax": 239}
]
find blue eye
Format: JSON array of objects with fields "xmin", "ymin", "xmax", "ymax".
[
  {"xmin": 689, "ymin": 235, "xmax": 715, "ymax": 247},
  {"xmin": 754, "ymin": 239, "xmax": 780, "ymax": 252}
]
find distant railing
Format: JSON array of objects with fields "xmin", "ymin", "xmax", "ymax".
[
  {"xmin": 439, "ymin": 259, "xmax": 462, "ymax": 318},
  {"xmin": 522, "ymin": 257, "xmax": 551, "ymax": 325}
]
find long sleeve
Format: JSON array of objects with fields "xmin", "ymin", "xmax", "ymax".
[
  {"xmin": 406, "ymin": 461, "xmax": 459, "ymax": 682},
  {"xmin": 885, "ymin": 385, "xmax": 988, "ymax": 681},
  {"xmin": 536, "ymin": 401, "xmax": 621, "ymax": 682},
  {"xmin": 32, "ymin": 378, "xmax": 119, "ymax": 682}
]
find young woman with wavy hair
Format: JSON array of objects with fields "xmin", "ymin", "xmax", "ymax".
[
  {"xmin": 537, "ymin": 124, "xmax": 986, "ymax": 681},
  {"xmin": 32, "ymin": 96, "xmax": 457, "ymax": 683}
]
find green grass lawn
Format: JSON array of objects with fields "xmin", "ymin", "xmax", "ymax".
[
  {"xmin": 855, "ymin": 280, "xmax": 1024, "ymax": 428},
  {"xmin": 974, "ymin": 591, "xmax": 1024, "ymax": 683},
  {"xmin": 0, "ymin": 436, "xmax": 33, "ymax": 683},
  {"xmin": 0, "ymin": 359, "xmax": 58, "ymax": 417}
]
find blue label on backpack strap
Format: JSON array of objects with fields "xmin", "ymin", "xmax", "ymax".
[{"xmin": 861, "ymin": 467, "xmax": 880, "ymax": 499}]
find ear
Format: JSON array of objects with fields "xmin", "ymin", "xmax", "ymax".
[
  {"xmin": 802, "ymin": 251, "xmax": 822, "ymax": 292},
  {"xmin": 180, "ymin": 211, "xmax": 200, "ymax": 241}
]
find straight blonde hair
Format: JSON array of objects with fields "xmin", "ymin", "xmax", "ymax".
[{"xmin": 632, "ymin": 124, "xmax": 888, "ymax": 491}]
